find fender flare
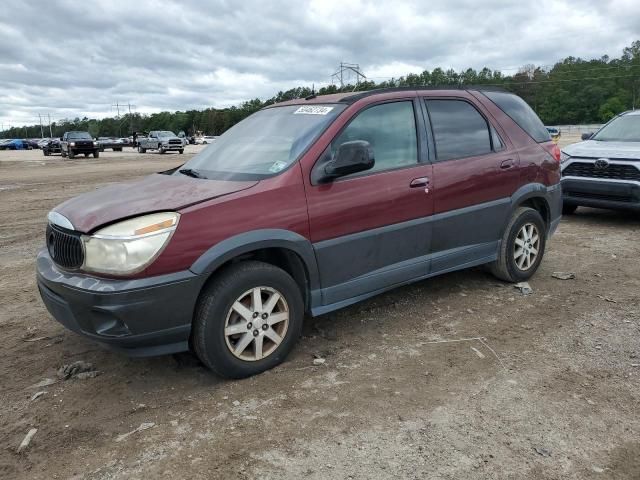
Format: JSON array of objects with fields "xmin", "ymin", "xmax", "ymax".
[
  {"xmin": 507, "ymin": 182, "xmax": 556, "ymax": 228},
  {"xmin": 189, "ymin": 229, "xmax": 321, "ymax": 293}
]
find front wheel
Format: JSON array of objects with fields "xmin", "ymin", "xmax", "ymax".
[
  {"xmin": 193, "ymin": 261, "xmax": 304, "ymax": 379},
  {"xmin": 159, "ymin": 147, "xmax": 165, "ymax": 154},
  {"xmin": 179, "ymin": 149, "xmax": 184, "ymax": 154},
  {"xmin": 562, "ymin": 203, "xmax": 578, "ymax": 215},
  {"xmin": 138, "ymin": 146, "xmax": 146, "ymax": 153},
  {"xmin": 84, "ymin": 153, "xmax": 89, "ymax": 157},
  {"xmin": 68, "ymin": 149, "xmax": 75, "ymax": 159},
  {"xmin": 93, "ymin": 150, "xmax": 99, "ymax": 158},
  {"xmin": 489, "ymin": 207, "xmax": 547, "ymax": 283}
]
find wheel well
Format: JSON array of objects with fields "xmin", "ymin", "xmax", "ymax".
[
  {"xmin": 520, "ymin": 197, "xmax": 550, "ymax": 229},
  {"xmin": 209, "ymin": 248, "xmax": 310, "ymax": 311}
]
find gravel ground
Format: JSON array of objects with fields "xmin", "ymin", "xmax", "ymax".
[{"xmin": 0, "ymin": 143, "xmax": 638, "ymax": 479}]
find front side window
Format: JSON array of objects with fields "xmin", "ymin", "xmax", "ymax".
[
  {"xmin": 426, "ymin": 100, "xmax": 492, "ymax": 161},
  {"xmin": 331, "ymin": 101, "xmax": 418, "ymax": 175}
]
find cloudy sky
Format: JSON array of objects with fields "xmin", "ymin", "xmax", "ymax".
[{"xmin": 1, "ymin": 0, "xmax": 638, "ymax": 129}]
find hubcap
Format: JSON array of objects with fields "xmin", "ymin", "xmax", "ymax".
[
  {"xmin": 514, "ymin": 223, "xmax": 540, "ymax": 271},
  {"xmin": 224, "ymin": 286, "xmax": 289, "ymax": 362}
]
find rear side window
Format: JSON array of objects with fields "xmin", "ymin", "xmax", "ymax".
[
  {"xmin": 483, "ymin": 91, "xmax": 550, "ymax": 143},
  {"xmin": 426, "ymin": 99, "xmax": 492, "ymax": 161}
]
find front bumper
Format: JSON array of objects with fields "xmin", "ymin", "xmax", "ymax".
[
  {"xmin": 162, "ymin": 144, "xmax": 183, "ymax": 150},
  {"xmin": 561, "ymin": 178, "xmax": 640, "ymax": 211},
  {"xmin": 36, "ymin": 249, "xmax": 205, "ymax": 356}
]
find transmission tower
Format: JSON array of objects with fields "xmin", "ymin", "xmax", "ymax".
[{"xmin": 331, "ymin": 62, "xmax": 367, "ymax": 90}]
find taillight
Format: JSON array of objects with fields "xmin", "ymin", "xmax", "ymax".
[{"xmin": 541, "ymin": 142, "xmax": 561, "ymax": 162}]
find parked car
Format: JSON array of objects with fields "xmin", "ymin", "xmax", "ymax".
[
  {"xmin": 137, "ymin": 130, "xmax": 184, "ymax": 154},
  {"xmin": 561, "ymin": 110, "xmax": 640, "ymax": 213},
  {"xmin": 0, "ymin": 139, "xmax": 33, "ymax": 150},
  {"xmin": 42, "ymin": 139, "xmax": 62, "ymax": 156},
  {"xmin": 60, "ymin": 131, "xmax": 99, "ymax": 159},
  {"xmin": 37, "ymin": 88, "xmax": 561, "ymax": 379},
  {"xmin": 546, "ymin": 126, "xmax": 561, "ymax": 143},
  {"xmin": 97, "ymin": 137, "xmax": 124, "ymax": 152},
  {"xmin": 38, "ymin": 138, "xmax": 52, "ymax": 149},
  {"xmin": 194, "ymin": 135, "xmax": 218, "ymax": 145}
]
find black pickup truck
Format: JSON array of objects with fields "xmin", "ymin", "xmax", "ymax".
[{"xmin": 61, "ymin": 131, "xmax": 99, "ymax": 159}]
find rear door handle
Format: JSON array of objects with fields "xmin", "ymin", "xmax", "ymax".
[
  {"xmin": 500, "ymin": 159, "xmax": 516, "ymax": 170},
  {"xmin": 410, "ymin": 177, "xmax": 429, "ymax": 188}
]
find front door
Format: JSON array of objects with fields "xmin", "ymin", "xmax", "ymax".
[{"xmin": 304, "ymin": 99, "xmax": 434, "ymax": 306}]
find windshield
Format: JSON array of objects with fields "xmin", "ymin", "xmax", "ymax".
[
  {"xmin": 158, "ymin": 131, "xmax": 176, "ymax": 138},
  {"xmin": 178, "ymin": 104, "xmax": 345, "ymax": 180},
  {"xmin": 68, "ymin": 132, "xmax": 92, "ymax": 140},
  {"xmin": 592, "ymin": 114, "xmax": 640, "ymax": 142}
]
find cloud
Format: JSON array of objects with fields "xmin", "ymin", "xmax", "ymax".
[{"xmin": 0, "ymin": 0, "xmax": 638, "ymax": 128}]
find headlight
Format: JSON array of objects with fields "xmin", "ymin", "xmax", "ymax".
[
  {"xmin": 560, "ymin": 152, "xmax": 570, "ymax": 164},
  {"xmin": 93, "ymin": 141, "xmax": 97, "ymax": 146},
  {"xmin": 69, "ymin": 142, "xmax": 76, "ymax": 147},
  {"xmin": 82, "ymin": 212, "xmax": 179, "ymax": 275}
]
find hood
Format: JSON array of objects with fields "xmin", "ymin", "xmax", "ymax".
[
  {"xmin": 54, "ymin": 173, "xmax": 258, "ymax": 233},
  {"xmin": 563, "ymin": 140, "xmax": 640, "ymax": 160}
]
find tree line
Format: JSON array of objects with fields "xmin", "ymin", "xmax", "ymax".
[{"xmin": 2, "ymin": 40, "xmax": 639, "ymax": 140}]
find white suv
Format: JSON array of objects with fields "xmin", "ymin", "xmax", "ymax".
[{"xmin": 560, "ymin": 110, "xmax": 640, "ymax": 213}]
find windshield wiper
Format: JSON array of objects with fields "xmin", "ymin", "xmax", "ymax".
[{"xmin": 179, "ymin": 168, "xmax": 206, "ymax": 179}]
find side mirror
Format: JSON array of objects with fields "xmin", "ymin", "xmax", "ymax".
[
  {"xmin": 324, "ymin": 141, "xmax": 374, "ymax": 180},
  {"xmin": 581, "ymin": 132, "xmax": 593, "ymax": 140}
]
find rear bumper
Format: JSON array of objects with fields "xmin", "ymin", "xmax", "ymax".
[
  {"xmin": 36, "ymin": 249, "xmax": 205, "ymax": 357},
  {"xmin": 561, "ymin": 178, "xmax": 640, "ymax": 211}
]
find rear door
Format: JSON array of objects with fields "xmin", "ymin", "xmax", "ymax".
[
  {"xmin": 423, "ymin": 94, "xmax": 519, "ymax": 273},
  {"xmin": 305, "ymin": 98, "xmax": 433, "ymax": 306}
]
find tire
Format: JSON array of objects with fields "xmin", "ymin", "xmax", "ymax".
[
  {"xmin": 193, "ymin": 261, "xmax": 304, "ymax": 379},
  {"xmin": 159, "ymin": 147, "xmax": 165, "ymax": 154},
  {"xmin": 138, "ymin": 146, "xmax": 146, "ymax": 153},
  {"xmin": 93, "ymin": 151, "xmax": 99, "ymax": 158},
  {"xmin": 179, "ymin": 149, "xmax": 184, "ymax": 154},
  {"xmin": 68, "ymin": 149, "xmax": 75, "ymax": 159},
  {"xmin": 489, "ymin": 207, "xmax": 547, "ymax": 283},
  {"xmin": 61, "ymin": 150, "xmax": 67, "ymax": 158},
  {"xmin": 562, "ymin": 203, "xmax": 578, "ymax": 215},
  {"xmin": 99, "ymin": 146, "xmax": 105, "ymax": 152},
  {"xmin": 84, "ymin": 153, "xmax": 89, "ymax": 157},
  {"xmin": 43, "ymin": 150, "xmax": 49, "ymax": 156}
]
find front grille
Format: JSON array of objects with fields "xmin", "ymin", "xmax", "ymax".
[
  {"xmin": 168, "ymin": 139, "xmax": 182, "ymax": 145},
  {"xmin": 563, "ymin": 162, "xmax": 640, "ymax": 181},
  {"xmin": 46, "ymin": 224, "xmax": 84, "ymax": 269}
]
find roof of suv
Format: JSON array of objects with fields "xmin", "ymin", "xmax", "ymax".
[{"xmin": 265, "ymin": 86, "xmax": 509, "ymax": 108}]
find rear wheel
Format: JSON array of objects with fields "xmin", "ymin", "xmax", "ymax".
[
  {"xmin": 138, "ymin": 146, "xmax": 146, "ymax": 153},
  {"xmin": 562, "ymin": 203, "xmax": 578, "ymax": 215},
  {"xmin": 43, "ymin": 150, "xmax": 49, "ymax": 156},
  {"xmin": 93, "ymin": 150, "xmax": 99, "ymax": 158},
  {"xmin": 84, "ymin": 153, "xmax": 89, "ymax": 157},
  {"xmin": 193, "ymin": 261, "xmax": 304, "ymax": 379},
  {"xmin": 489, "ymin": 207, "xmax": 546, "ymax": 283}
]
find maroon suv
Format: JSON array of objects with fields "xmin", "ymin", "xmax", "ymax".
[{"xmin": 37, "ymin": 88, "xmax": 562, "ymax": 378}]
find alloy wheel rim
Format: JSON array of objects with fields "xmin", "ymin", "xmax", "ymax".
[
  {"xmin": 514, "ymin": 222, "xmax": 540, "ymax": 271},
  {"xmin": 224, "ymin": 286, "xmax": 289, "ymax": 362}
]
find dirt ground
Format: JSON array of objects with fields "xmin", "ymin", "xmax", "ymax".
[{"xmin": 0, "ymin": 142, "xmax": 638, "ymax": 480}]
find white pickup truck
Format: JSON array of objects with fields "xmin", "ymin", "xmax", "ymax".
[{"xmin": 137, "ymin": 130, "xmax": 184, "ymax": 154}]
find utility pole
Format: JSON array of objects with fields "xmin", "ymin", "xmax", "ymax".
[
  {"xmin": 48, "ymin": 114, "xmax": 53, "ymax": 138},
  {"xmin": 38, "ymin": 114, "xmax": 44, "ymax": 138},
  {"xmin": 331, "ymin": 62, "xmax": 367, "ymax": 90}
]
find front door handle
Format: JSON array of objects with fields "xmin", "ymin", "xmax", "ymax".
[
  {"xmin": 410, "ymin": 177, "xmax": 429, "ymax": 188},
  {"xmin": 500, "ymin": 159, "xmax": 516, "ymax": 170}
]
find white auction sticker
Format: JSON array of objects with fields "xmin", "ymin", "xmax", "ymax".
[{"xmin": 294, "ymin": 106, "xmax": 334, "ymax": 115}]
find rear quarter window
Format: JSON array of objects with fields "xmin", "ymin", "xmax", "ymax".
[{"xmin": 483, "ymin": 91, "xmax": 551, "ymax": 143}]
